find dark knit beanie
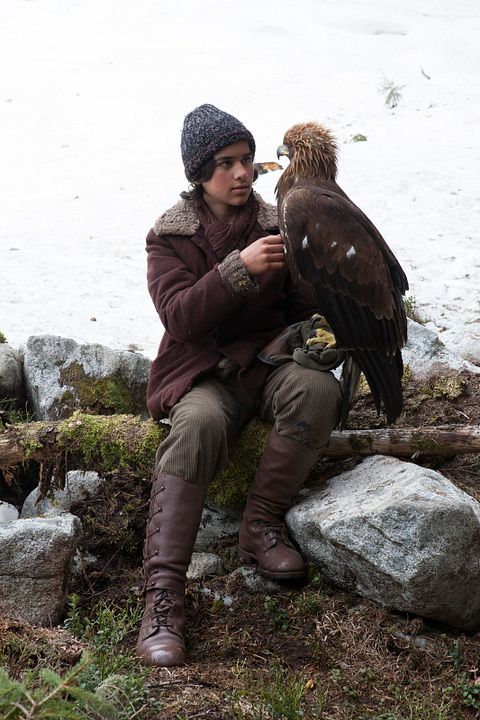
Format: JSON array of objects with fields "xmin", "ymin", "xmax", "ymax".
[{"xmin": 181, "ymin": 104, "xmax": 256, "ymax": 181}]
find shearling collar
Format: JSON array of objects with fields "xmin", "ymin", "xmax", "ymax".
[{"xmin": 153, "ymin": 191, "xmax": 278, "ymax": 237}]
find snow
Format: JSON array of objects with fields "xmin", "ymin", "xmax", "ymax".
[{"xmin": 1, "ymin": 0, "xmax": 479, "ymax": 361}]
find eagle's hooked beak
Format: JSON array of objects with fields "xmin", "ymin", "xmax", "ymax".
[{"xmin": 277, "ymin": 143, "xmax": 290, "ymax": 160}]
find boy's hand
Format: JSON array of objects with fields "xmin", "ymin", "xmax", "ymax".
[{"xmin": 240, "ymin": 235, "xmax": 286, "ymax": 276}]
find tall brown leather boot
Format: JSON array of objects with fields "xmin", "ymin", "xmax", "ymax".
[
  {"xmin": 136, "ymin": 472, "xmax": 206, "ymax": 667},
  {"xmin": 238, "ymin": 427, "xmax": 320, "ymax": 580}
]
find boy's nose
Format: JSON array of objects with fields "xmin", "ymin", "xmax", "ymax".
[{"xmin": 233, "ymin": 161, "xmax": 247, "ymax": 178}]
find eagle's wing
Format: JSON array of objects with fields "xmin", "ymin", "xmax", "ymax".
[{"xmin": 279, "ymin": 184, "xmax": 408, "ymax": 423}]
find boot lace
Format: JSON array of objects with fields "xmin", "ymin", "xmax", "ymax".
[
  {"xmin": 260, "ymin": 522, "xmax": 294, "ymax": 550},
  {"xmin": 150, "ymin": 589, "xmax": 176, "ymax": 630}
]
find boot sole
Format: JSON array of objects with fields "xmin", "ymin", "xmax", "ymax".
[{"xmin": 238, "ymin": 545, "xmax": 306, "ymax": 580}]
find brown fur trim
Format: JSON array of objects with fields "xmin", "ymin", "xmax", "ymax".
[
  {"xmin": 153, "ymin": 199, "xmax": 199, "ymax": 237},
  {"xmin": 153, "ymin": 192, "xmax": 278, "ymax": 237}
]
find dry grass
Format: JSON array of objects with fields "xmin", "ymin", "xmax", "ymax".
[{"xmin": 2, "ymin": 536, "xmax": 480, "ymax": 719}]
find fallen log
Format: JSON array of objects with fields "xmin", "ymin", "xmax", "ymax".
[
  {"xmin": 324, "ymin": 425, "xmax": 480, "ymax": 458},
  {"xmin": 2, "ymin": 413, "xmax": 479, "ymax": 507},
  {"xmin": 1, "ymin": 412, "xmax": 479, "ymax": 469}
]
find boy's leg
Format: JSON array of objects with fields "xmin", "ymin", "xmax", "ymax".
[
  {"xmin": 239, "ymin": 363, "xmax": 342, "ymax": 579},
  {"xmin": 137, "ymin": 379, "xmax": 248, "ymax": 666}
]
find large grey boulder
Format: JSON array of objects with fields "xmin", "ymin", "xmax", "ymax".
[
  {"xmin": 0, "ymin": 514, "xmax": 82, "ymax": 626},
  {"xmin": 403, "ymin": 319, "xmax": 480, "ymax": 378},
  {"xmin": 21, "ymin": 470, "xmax": 104, "ymax": 518},
  {"xmin": 23, "ymin": 335, "xmax": 151, "ymax": 420},
  {"xmin": 0, "ymin": 344, "xmax": 24, "ymax": 404},
  {"xmin": 287, "ymin": 455, "xmax": 480, "ymax": 630}
]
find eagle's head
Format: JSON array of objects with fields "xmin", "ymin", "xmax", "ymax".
[{"xmin": 276, "ymin": 121, "xmax": 338, "ymax": 187}]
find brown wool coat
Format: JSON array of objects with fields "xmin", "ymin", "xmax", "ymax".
[{"xmin": 146, "ymin": 192, "xmax": 316, "ymax": 420}]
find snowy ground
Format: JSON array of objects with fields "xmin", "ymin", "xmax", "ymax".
[{"xmin": 1, "ymin": 0, "xmax": 479, "ymax": 361}]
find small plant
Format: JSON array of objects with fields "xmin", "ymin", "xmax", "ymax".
[
  {"xmin": 0, "ymin": 656, "xmax": 119, "ymax": 719},
  {"xmin": 64, "ymin": 595, "xmax": 148, "ymax": 692},
  {"xmin": 378, "ymin": 76, "xmax": 405, "ymax": 109},
  {"xmin": 448, "ymin": 641, "xmax": 480, "ymax": 711},
  {"xmin": 85, "ymin": 597, "xmax": 144, "ymax": 647},
  {"xmin": 78, "ymin": 597, "xmax": 144, "ymax": 686},
  {"xmin": 307, "ymin": 568, "xmax": 325, "ymax": 588},
  {"xmin": 458, "ymin": 673, "xmax": 480, "ymax": 710},
  {"xmin": 64, "ymin": 592, "xmax": 85, "ymax": 637},
  {"xmin": 263, "ymin": 595, "xmax": 290, "ymax": 632},
  {"xmin": 0, "ymin": 331, "xmax": 6, "ymax": 343},
  {"xmin": 0, "ymin": 398, "xmax": 34, "ymax": 425},
  {"xmin": 403, "ymin": 295, "xmax": 426, "ymax": 324},
  {"xmin": 352, "ymin": 134, "xmax": 368, "ymax": 142},
  {"xmin": 233, "ymin": 662, "xmax": 308, "ymax": 720},
  {"xmin": 294, "ymin": 590, "xmax": 325, "ymax": 616}
]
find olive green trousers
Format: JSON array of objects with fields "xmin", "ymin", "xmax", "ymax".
[{"xmin": 156, "ymin": 362, "xmax": 342, "ymax": 487}]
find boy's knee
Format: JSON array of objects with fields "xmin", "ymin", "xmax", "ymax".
[
  {"xmin": 287, "ymin": 367, "xmax": 341, "ymax": 411},
  {"xmin": 175, "ymin": 403, "xmax": 227, "ymax": 443},
  {"xmin": 277, "ymin": 369, "xmax": 342, "ymax": 448}
]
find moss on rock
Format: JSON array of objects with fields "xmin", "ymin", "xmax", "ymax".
[
  {"xmin": 431, "ymin": 377, "xmax": 466, "ymax": 400},
  {"xmin": 58, "ymin": 362, "xmax": 138, "ymax": 416}
]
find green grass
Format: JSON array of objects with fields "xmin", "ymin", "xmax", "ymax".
[
  {"xmin": 0, "ymin": 596, "xmax": 162, "ymax": 719},
  {"xmin": 233, "ymin": 661, "xmax": 312, "ymax": 720}
]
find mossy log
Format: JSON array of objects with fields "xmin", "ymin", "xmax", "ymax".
[
  {"xmin": 2, "ymin": 413, "xmax": 479, "ymax": 506},
  {"xmin": 2, "ymin": 412, "xmax": 480, "ymax": 468}
]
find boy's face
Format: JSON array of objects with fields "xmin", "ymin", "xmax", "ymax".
[{"xmin": 202, "ymin": 141, "xmax": 254, "ymax": 218}]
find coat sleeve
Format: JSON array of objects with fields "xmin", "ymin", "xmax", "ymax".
[{"xmin": 147, "ymin": 230, "xmax": 254, "ymax": 344}]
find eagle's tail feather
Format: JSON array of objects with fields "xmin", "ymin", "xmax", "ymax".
[
  {"xmin": 351, "ymin": 348, "xmax": 403, "ymax": 424},
  {"xmin": 338, "ymin": 354, "xmax": 361, "ymax": 429}
]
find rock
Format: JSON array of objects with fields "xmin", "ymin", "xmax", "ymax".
[
  {"xmin": 403, "ymin": 319, "xmax": 480, "ymax": 378},
  {"xmin": 187, "ymin": 552, "xmax": 224, "ymax": 580},
  {"xmin": 23, "ymin": 335, "xmax": 151, "ymax": 420},
  {"xmin": 0, "ymin": 501, "xmax": 19, "ymax": 523},
  {"xmin": 0, "ymin": 344, "xmax": 24, "ymax": 404},
  {"xmin": 229, "ymin": 566, "xmax": 285, "ymax": 594},
  {"xmin": 195, "ymin": 502, "xmax": 241, "ymax": 551},
  {"xmin": 440, "ymin": 325, "xmax": 480, "ymax": 367},
  {"xmin": 287, "ymin": 455, "xmax": 480, "ymax": 631},
  {"xmin": 21, "ymin": 470, "xmax": 104, "ymax": 518},
  {"xmin": 0, "ymin": 514, "xmax": 82, "ymax": 626}
]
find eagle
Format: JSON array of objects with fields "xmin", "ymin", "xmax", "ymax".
[{"xmin": 276, "ymin": 121, "xmax": 409, "ymax": 425}]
